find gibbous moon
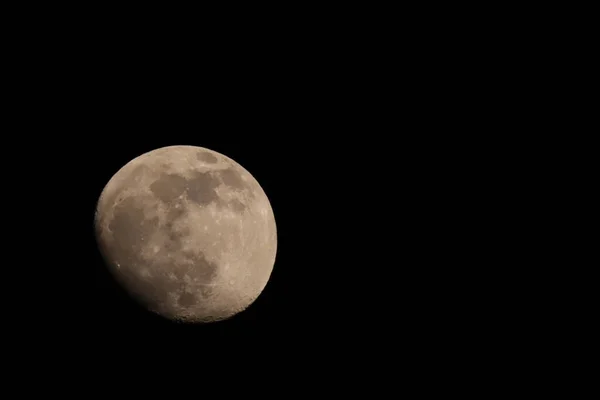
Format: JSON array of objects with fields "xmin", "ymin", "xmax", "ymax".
[{"xmin": 94, "ymin": 145, "xmax": 277, "ymax": 323}]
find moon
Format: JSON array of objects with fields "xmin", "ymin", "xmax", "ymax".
[{"xmin": 94, "ymin": 145, "xmax": 277, "ymax": 323}]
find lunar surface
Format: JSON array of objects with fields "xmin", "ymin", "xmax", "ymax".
[{"xmin": 94, "ymin": 145, "xmax": 277, "ymax": 323}]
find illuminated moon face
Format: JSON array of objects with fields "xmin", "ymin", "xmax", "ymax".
[{"xmin": 94, "ymin": 145, "xmax": 277, "ymax": 323}]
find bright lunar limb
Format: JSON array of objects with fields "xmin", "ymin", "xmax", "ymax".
[{"xmin": 94, "ymin": 145, "xmax": 277, "ymax": 323}]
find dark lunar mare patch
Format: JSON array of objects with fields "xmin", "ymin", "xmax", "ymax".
[
  {"xmin": 218, "ymin": 168, "xmax": 246, "ymax": 190},
  {"xmin": 229, "ymin": 199, "xmax": 247, "ymax": 212},
  {"xmin": 186, "ymin": 171, "xmax": 220, "ymax": 206},
  {"xmin": 197, "ymin": 151, "xmax": 218, "ymax": 164},
  {"xmin": 190, "ymin": 252, "xmax": 219, "ymax": 283},
  {"xmin": 160, "ymin": 201, "xmax": 190, "ymax": 253},
  {"xmin": 108, "ymin": 197, "xmax": 158, "ymax": 264},
  {"xmin": 177, "ymin": 292, "xmax": 197, "ymax": 307},
  {"xmin": 150, "ymin": 173, "xmax": 188, "ymax": 203}
]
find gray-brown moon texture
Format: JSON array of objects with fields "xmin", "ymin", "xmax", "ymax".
[{"xmin": 94, "ymin": 145, "xmax": 277, "ymax": 323}]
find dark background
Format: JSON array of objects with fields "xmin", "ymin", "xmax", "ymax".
[
  {"xmin": 11, "ymin": 45, "xmax": 449, "ymax": 366},
  {"xmin": 26, "ymin": 112, "xmax": 441, "ymax": 372},
  {"xmin": 2, "ymin": 5, "xmax": 552, "ymax": 389},
  {"xmin": 5, "ymin": 13, "xmax": 482, "ymax": 374},
  {"xmin": 59, "ymin": 118, "xmax": 353, "ymax": 345},
  {"xmin": 23, "ymin": 81, "xmax": 399, "ymax": 363}
]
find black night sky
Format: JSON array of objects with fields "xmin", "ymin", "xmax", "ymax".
[
  {"xmin": 3, "ymin": 5, "xmax": 527, "ymax": 388},
  {"xmin": 9, "ymin": 26, "xmax": 447, "ymax": 372},
  {"xmin": 46, "ymin": 103, "xmax": 373, "ymax": 357},
  {"xmin": 16, "ymin": 66, "xmax": 435, "ymax": 367}
]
